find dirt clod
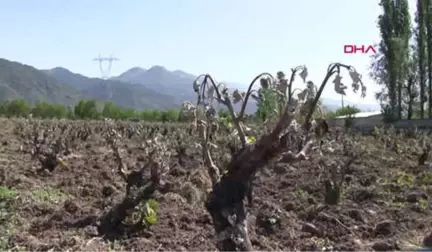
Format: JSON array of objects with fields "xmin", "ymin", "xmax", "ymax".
[
  {"xmin": 371, "ymin": 239, "xmax": 395, "ymax": 251},
  {"xmin": 302, "ymin": 222, "xmax": 321, "ymax": 236},
  {"xmin": 374, "ymin": 220, "xmax": 395, "ymax": 237},
  {"xmin": 406, "ymin": 191, "xmax": 428, "ymax": 203},
  {"xmin": 423, "ymin": 232, "xmax": 432, "ymax": 247}
]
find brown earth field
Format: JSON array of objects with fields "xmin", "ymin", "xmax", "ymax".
[{"xmin": 0, "ymin": 118, "xmax": 432, "ymax": 251}]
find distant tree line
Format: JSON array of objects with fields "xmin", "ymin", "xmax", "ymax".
[
  {"xmin": 0, "ymin": 99, "xmax": 180, "ymax": 122},
  {"xmin": 0, "ymin": 98, "xmax": 359, "ymax": 123}
]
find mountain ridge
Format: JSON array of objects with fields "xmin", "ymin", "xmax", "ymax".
[
  {"xmin": 0, "ymin": 58, "xmax": 82, "ymax": 106},
  {"xmin": 0, "ymin": 57, "xmax": 380, "ymax": 113},
  {"xmin": 42, "ymin": 67, "xmax": 179, "ymax": 110},
  {"xmin": 111, "ymin": 65, "xmax": 380, "ymax": 112}
]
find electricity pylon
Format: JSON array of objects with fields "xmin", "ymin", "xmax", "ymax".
[{"xmin": 92, "ymin": 53, "xmax": 119, "ymax": 79}]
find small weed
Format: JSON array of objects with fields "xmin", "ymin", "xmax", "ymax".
[
  {"xmin": 31, "ymin": 187, "xmax": 72, "ymax": 204},
  {"xmin": 340, "ymin": 188, "xmax": 347, "ymax": 200},
  {"xmin": 311, "ymin": 237, "xmax": 332, "ymax": 251},
  {"xmin": 418, "ymin": 199, "xmax": 428, "ymax": 211},
  {"xmin": 420, "ymin": 173, "xmax": 432, "ymax": 186},
  {"xmin": 378, "ymin": 178, "xmax": 390, "ymax": 185},
  {"xmin": 396, "ymin": 172, "xmax": 415, "ymax": 188},
  {"xmin": 126, "ymin": 199, "xmax": 159, "ymax": 227},
  {"xmin": 138, "ymin": 199, "xmax": 159, "ymax": 226},
  {"xmin": 294, "ymin": 189, "xmax": 308, "ymax": 200},
  {"xmin": 388, "ymin": 201, "xmax": 408, "ymax": 208}
]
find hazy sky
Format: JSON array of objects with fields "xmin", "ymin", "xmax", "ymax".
[{"xmin": 0, "ymin": 0, "xmax": 417, "ymax": 105}]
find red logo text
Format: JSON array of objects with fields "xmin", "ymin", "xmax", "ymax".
[{"xmin": 344, "ymin": 45, "xmax": 376, "ymax": 54}]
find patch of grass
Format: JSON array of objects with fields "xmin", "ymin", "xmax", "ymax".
[
  {"xmin": 0, "ymin": 186, "xmax": 18, "ymax": 201},
  {"xmin": 0, "ymin": 187, "xmax": 18, "ymax": 220},
  {"xmin": 31, "ymin": 187, "xmax": 72, "ymax": 204},
  {"xmin": 0, "ymin": 186, "xmax": 19, "ymax": 250}
]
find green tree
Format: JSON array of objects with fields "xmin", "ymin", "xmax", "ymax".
[
  {"xmin": 139, "ymin": 110, "xmax": 154, "ymax": 121},
  {"xmin": 74, "ymin": 100, "xmax": 100, "ymax": 119},
  {"xmin": 0, "ymin": 99, "xmax": 182, "ymax": 123},
  {"xmin": 393, "ymin": 0, "xmax": 412, "ymax": 120},
  {"xmin": 371, "ymin": 0, "xmax": 412, "ymax": 120},
  {"xmin": 151, "ymin": 110, "xmax": 162, "ymax": 121},
  {"xmin": 161, "ymin": 109, "xmax": 179, "ymax": 122},
  {"xmin": 0, "ymin": 102, "xmax": 6, "ymax": 115},
  {"xmin": 102, "ymin": 102, "xmax": 122, "ymax": 119},
  {"xmin": 415, "ymin": 0, "xmax": 428, "ymax": 118},
  {"xmin": 51, "ymin": 104, "xmax": 68, "ymax": 118},
  {"xmin": 31, "ymin": 102, "xmax": 68, "ymax": 118},
  {"xmin": 120, "ymin": 108, "xmax": 137, "ymax": 120},
  {"xmin": 5, "ymin": 100, "xmax": 30, "ymax": 117},
  {"xmin": 31, "ymin": 102, "xmax": 48, "ymax": 118},
  {"xmin": 66, "ymin": 106, "xmax": 74, "ymax": 119},
  {"xmin": 425, "ymin": 0, "xmax": 432, "ymax": 117}
]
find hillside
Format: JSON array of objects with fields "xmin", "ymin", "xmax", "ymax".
[
  {"xmin": 111, "ymin": 65, "xmax": 199, "ymax": 102},
  {"xmin": 0, "ymin": 58, "xmax": 182, "ymax": 110},
  {"xmin": 112, "ymin": 66, "xmax": 380, "ymax": 112},
  {"xmin": 0, "ymin": 57, "xmax": 379, "ymax": 112},
  {"xmin": 43, "ymin": 67, "xmax": 179, "ymax": 110},
  {"xmin": 0, "ymin": 58, "xmax": 82, "ymax": 105},
  {"xmin": 111, "ymin": 66, "xmax": 259, "ymax": 113}
]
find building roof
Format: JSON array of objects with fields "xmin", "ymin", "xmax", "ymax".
[{"xmin": 335, "ymin": 111, "xmax": 381, "ymax": 119}]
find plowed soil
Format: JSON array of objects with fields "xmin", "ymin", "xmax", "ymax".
[{"xmin": 0, "ymin": 119, "xmax": 431, "ymax": 251}]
